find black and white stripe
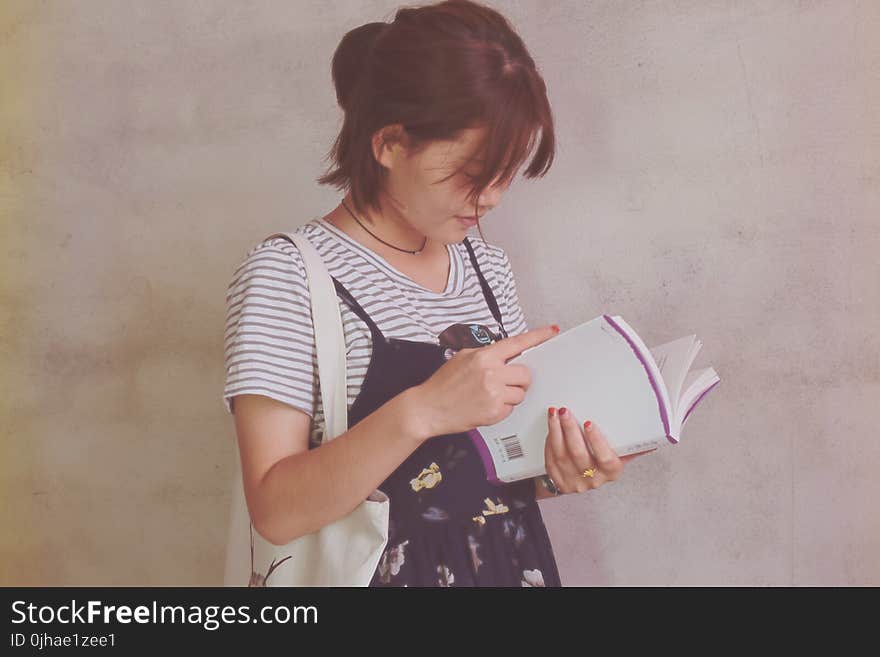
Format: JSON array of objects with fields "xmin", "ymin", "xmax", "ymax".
[{"xmin": 223, "ymin": 218, "xmax": 528, "ymax": 448}]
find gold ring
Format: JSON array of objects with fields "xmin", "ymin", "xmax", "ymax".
[{"xmin": 582, "ymin": 467, "xmax": 596, "ymax": 478}]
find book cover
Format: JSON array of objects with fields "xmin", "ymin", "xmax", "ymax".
[{"xmin": 468, "ymin": 314, "xmax": 721, "ymax": 484}]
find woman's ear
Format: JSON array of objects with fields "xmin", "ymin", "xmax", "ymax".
[{"xmin": 372, "ymin": 124, "xmax": 409, "ymax": 170}]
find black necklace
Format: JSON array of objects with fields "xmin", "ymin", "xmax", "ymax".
[{"xmin": 341, "ymin": 200, "xmax": 427, "ymax": 255}]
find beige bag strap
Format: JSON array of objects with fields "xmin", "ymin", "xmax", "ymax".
[
  {"xmin": 224, "ymin": 231, "xmax": 388, "ymax": 587},
  {"xmin": 264, "ymin": 232, "xmax": 347, "ymax": 442}
]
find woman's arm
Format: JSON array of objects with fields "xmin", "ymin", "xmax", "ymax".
[{"xmin": 235, "ymin": 387, "xmax": 430, "ymax": 546}]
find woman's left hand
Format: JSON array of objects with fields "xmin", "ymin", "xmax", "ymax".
[{"xmin": 544, "ymin": 406, "xmax": 654, "ymax": 495}]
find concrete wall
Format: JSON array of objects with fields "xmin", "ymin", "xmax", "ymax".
[{"xmin": 1, "ymin": 0, "xmax": 877, "ymax": 586}]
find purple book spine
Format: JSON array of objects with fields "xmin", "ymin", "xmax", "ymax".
[
  {"xmin": 469, "ymin": 429, "xmax": 504, "ymax": 486},
  {"xmin": 603, "ymin": 315, "xmax": 676, "ymax": 444},
  {"xmin": 682, "ymin": 380, "xmax": 721, "ymax": 425}
]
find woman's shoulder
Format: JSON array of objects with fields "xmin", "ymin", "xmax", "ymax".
[
  {"xmin": 256, "ymin": 219, "xmax": 325, "ymax": 258},
  {"xmin": 236, "ymin": 220, "xmax": 327, "ymax": 272},
  {"xmin": 225, "ymin": 224, "xmax": 326, "ymax": 301},
  {"xmin": 458, "ymin": 234, "xmax": 513, "ymax": 273}
]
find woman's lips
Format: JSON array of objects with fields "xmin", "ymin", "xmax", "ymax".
[{"xmin": 456, "ymin": 216, "xmax": 478, "ymax": 227}]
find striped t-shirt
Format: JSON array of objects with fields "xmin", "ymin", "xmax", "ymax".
[{"xmin": 222, "ymin": 217, "xmax": 529, "ymax": 449}]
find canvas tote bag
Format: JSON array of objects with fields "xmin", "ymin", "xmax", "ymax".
[{"xmin": 223, "ymin": 231, "xmax": 390, "ymax": 586}]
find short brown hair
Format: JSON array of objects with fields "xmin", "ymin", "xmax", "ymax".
[{"xmin": 317, "ymin": 0, "xmax": 556, "ymax": 239}]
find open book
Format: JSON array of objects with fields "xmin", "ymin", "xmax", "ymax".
[{"xmin": 468, "ymin": 314, "xmax": 721, "ymax": 484}]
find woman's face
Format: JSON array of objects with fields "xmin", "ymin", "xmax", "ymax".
[{"xmin": 375, "ymin": 125, "xmax": 513, "ymax": 245}]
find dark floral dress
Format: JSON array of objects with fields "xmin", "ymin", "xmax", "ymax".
[{"xmin": 335, "ymin": 238, "xmax": 562, "ymax": 587}]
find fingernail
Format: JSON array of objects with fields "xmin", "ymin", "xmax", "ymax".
[
  {"xmin": 559, "ymin": 407, "xmax": 567, "ymax": 417},
  {"xmin": 551, "ymin": 324, "xmax": 560, "ymax": 334},
  {"xmin": 584, "ymin": 420, "xmax": 592, "ymax": 432},
  {"xmin": 548, "ymin": 407, "xmax": 556, "ymax": 418}
]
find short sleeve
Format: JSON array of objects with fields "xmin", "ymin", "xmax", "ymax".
[
  {"xmin": 222, "ymin": 238, "xmax": 317, "ymax": 417},
  {"xmin": 497, "ymin": 249, "xmax": 529, "ymax": 337}
]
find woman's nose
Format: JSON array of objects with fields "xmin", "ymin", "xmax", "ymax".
[{"xmin": 478, "ymin": 177, "xmax": 505, "ymax": 206}]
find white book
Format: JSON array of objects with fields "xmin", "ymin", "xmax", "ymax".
[{"xmin": 468, "ymin": 315, "xmax": 721, "ymax": 484}]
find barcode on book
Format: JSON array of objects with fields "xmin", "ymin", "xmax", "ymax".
[{"xmin": 500, "ymin": 434, "xmax": 523, "ymax": 460}]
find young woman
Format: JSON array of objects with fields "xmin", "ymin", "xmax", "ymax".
[{"xmin": 224, "ymin": 0, "xmax": 649, "ymax": 587}]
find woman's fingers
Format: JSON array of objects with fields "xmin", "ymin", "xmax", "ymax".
[
  {"xmin": 546, "ymin": 406, "xmax": 602, "ymax": 492},
  {"xmin": 545, "ymin": 407, "xmax": 568, "ymax": 494},
  {"xmin": 499, "ymin": 362, "xmax": 532, "ymax": 389},
  {"xmin": 546, "ymin": 406, "xmax": 580, "ymax": 494},
  {"xmin": 583, "ymin": 421, "xmax": 623, "ymax": 481},
  {"xmin": 558, "ymin": 408, "xmax": 597, "ymax": 483},
  {"xmin": 545, "ymin": 407, "xmax": 646, "ymax": 494},
  {"xmin": 544, "ymin": 455, "xmax": 565, "ymax": 497},
  {"xmin": 546, "ymin": 407, "xmax": 567, "ymax": 465}
]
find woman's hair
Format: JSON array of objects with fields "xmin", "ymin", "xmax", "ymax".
[{"xmin": 317, "ymin": 0, "xmax": 556, "ymax": 240}]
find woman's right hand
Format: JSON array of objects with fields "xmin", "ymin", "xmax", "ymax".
[{"xmin": 411, "ymin": 324, "xmax": 560, "ymax": 437}]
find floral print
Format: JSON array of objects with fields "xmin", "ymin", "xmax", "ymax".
[
  {"xmin": 376, "ymin": 540, "xmax": 410, "ymax": 584},
  {"xmin": 248, "ymin": 523, "xmax": 292, "ymax": 587},
  {"xmin": 366, "ymin": 432, "xmax": 561, "ymax": 587},
  {"xmin": 437, "ymin": 564, "xmax": 455, "ymax": 587},
  {"xmin": 410, "ymin": 462, "xmax": 443, "ymax": 491},
  {"xmin": 501, "ymin": 517, "xmax": 527, "ymax": 549},
  {"xmin": 521, "ymin": 569, "xmax": 546, "ymax": 587},
  {"xmin": 481, "ymin": 497, "xmax": 509, "ymax": 517},
  {"xmin": 421, "ymin": 506, "xmax": 449, "ymax": 522},
  {"xmin": 467, "ymin": 534, "xmax": 483, "ymax": 574}
]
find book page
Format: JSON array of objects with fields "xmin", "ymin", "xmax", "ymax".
[
  {"xmin": 679, "ymin": 367, "xmax": 721, "ymax": 430},
  {"xmin": 648, "ymin": 335, "xmax": 700, "ymax": 418}
]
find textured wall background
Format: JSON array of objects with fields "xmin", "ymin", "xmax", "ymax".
[{"xmin": 1, "ymin": 0, "xmax": 877, "ymax": 586}]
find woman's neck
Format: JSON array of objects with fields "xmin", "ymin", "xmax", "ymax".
[{"xmin": 324, "ymin": 200, "xmax": 440, "ymax": 260}]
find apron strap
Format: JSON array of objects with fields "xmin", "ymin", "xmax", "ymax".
[
  {"xmin": 462, "ymin": 237, "xmax": 509, "ymax": 339},
  {"xmin": 331, "ymin": 276, "xmax": 387, "ymax": 345}
]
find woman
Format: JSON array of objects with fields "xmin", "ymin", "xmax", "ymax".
[{"xmin": 224, "ymin": 0, "xmax": 649, "ymax": 587}]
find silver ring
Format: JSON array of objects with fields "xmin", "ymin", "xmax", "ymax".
[{"xmin": 541, "ymin": 475, "xmax": 560, "ymax": 496}]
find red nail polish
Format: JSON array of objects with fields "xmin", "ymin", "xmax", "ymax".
[
  {"xmin": 559, "ymin": 407, "xmax": 567, "ymax": 416},
  {"xmin": 551, "ymin": 324, "xmax": 560, "ymax": 334},
  {"xmin": 548, "ymin": 407, "xmax": 556, "ymax": 417},
  {"xmin": 584, "ymin": 420, "xmax": 592, "ymax": 431}
]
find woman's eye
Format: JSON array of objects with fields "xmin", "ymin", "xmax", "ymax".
[{"xmin": 454, "ymin": 174, "xmax": 481, "ymax": 190}]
